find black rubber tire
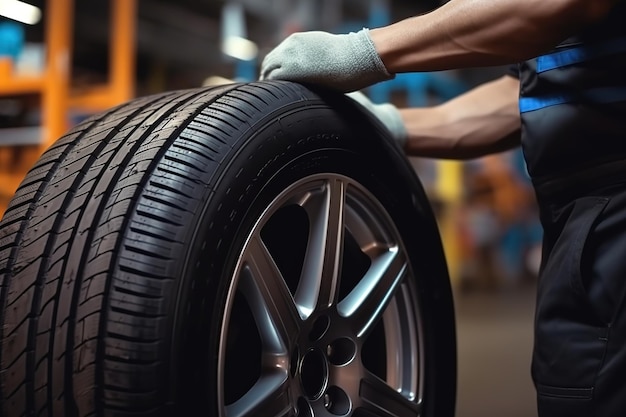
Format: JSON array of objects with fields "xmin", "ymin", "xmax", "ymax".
[{"xmin": 0, "ymin": 81, "xmax": 456, "ymax": 417}]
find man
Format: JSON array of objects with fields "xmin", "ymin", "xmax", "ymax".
[{"xmin": 260, "ymin": 1, "xmax": 626, "ymax": 416}]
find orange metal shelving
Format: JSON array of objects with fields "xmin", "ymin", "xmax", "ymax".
[{"xmin": 0, "ymin": 0, "xmax": 136, "ymax": 216}]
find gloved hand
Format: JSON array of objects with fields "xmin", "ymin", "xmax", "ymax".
[
  {"xmin": 347, "ymin": 91, "xmax": 407, "ymax": 147},
  {"xmin": 260, "ymin": 28, "xmax": 394, "ymax": 93}
]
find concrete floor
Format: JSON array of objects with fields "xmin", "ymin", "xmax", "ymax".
[{"xmin": 454, "ymin": 283, "xmax": 538, "ymax": 417}]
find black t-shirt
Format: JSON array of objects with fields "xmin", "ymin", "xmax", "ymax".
[
  {"xmin": 506, "ymin": 64, "xmax": 520, "ymax": 79},
  {"xmin": 517, "ymin": 3, "xmax": 626, "ymax": 180}
]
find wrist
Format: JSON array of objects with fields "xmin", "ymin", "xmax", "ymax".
[
  {"xmin": 369, "ymin": 24, "xmax": 415, "ymax": 75},
  {"xmin": 353, "ymin": 28, "xmax": 395, "ymax": 88}
]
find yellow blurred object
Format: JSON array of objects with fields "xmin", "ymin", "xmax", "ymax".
[
  {"xmin": 435, "ymin": 160, "xmax": 464, "ymax": 285},
  {"xmin": 0, "ymin": 0, "xmax": 137, "ymax": 217}
]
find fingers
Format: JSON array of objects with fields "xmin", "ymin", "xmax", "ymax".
[{"xmin": 258, "ymin": 29, "xmax": 393, "ymax": 92}]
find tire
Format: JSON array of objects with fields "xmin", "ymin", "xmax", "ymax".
[{"xmin": 0, "ymin": 81, "xmax": 456, "ymax": 417}]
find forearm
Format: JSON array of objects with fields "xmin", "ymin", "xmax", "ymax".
[
  {"xmin": 402, "ymin": 75, "xmax": 521, "ymax": 159},
  {"xmin": 371, "ymin": 0, "xmax": 619, "ymax": 73}
]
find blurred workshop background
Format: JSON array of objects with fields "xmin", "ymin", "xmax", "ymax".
[{"xmin": 0, "ymin": 1, "xmax": 539, "ymax": 416}]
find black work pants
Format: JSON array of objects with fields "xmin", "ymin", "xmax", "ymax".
[{"xmin": 533, "ymin": 182, "xmax": 626, "ymax": 417}]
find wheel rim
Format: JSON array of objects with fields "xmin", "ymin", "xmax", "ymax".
[{"xmin": 218, "ymin": 174, "xmax": 425, "ymax": 417}]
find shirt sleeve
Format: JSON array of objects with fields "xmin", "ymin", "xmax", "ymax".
[{"xmin": 507, "ymin": 64, "xmax": 520, "ymax": 79}]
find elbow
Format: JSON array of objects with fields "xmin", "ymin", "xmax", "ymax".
[
  {"xmin": 587, "ymin": 0, "xmax": 619, "ymax": 22},
  {"xmin": 564, "ymin": 0, "xmax": 618, "ymax": 25},
  {"xmin": 521, "ymin": 0, "xmax": 620, "ymax": 53}
]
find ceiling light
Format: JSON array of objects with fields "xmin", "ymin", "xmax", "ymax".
[
  {"xmin": 220, "ymin": 2, "xmax": 258, "ymax": 61},
  {"xmin": 0, "ymin": 0, "xmax": 42, "ymax": 25},
  {"xmin": 222, "ymin": 36, "xmax": 258, "ymax": 61}
]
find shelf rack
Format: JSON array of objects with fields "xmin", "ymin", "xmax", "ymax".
[{"xmin": 0, "ymin": 0, "xmax": 136, "ymax": 216}]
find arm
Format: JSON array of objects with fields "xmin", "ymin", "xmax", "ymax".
[
  {"xmin": 260, "ymin": 0, "xmax": 621, "ymax": 92},
  {"xmin": 402, "ymin": 75, "xmax": 521, "ymax": 159},
  {"xmin": 371, "ymin": 0, "xmax": 620, "ymax": 73}
]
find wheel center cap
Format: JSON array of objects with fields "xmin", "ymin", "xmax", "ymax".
[{"xmin": 299, "ymin": 348, "xmax": 328, "ymax": 400}]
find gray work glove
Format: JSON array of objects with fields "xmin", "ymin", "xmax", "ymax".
[
  {"xmin": 347, "ymin": 91, "xmax": 407, "ymax": 147},
  {"xmin": 260, "ymin": 28, "xmax": 394, "ymax": 93}
]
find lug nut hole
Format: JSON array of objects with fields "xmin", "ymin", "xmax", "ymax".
[
  {"xmin": 297, "ymin": 397, "xmax": 313, "ymax": 417},
  {"xmin": 327, "ymin": 337, "xmax": 357, "ymax": 366},
  {"xmin": 325, "ymin": 386, "xmax": 351, "ymax": 415}
]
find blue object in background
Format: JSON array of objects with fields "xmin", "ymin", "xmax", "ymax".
[
  {"xmin": 368, "ymin": 0, "xmax": 391, "ymax": 29},
  {"xmin": 338, "ymin": 0, "xmax": 468, "ymax": 106},
  {"xmin": 0, "ymin": 21, "xmax": 25, "ymax": 61},
  {"xmin": 368, "ymin": 72, "xmax": 467, "ymax": 106},
  {"xmin": 234, "ymin": 57, "xmax": 258, "ymax": 82}
]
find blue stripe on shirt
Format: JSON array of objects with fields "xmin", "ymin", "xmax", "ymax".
[
  {"xmin": 536, "ymin": 36, "xmax": 626, "ymax": 73},
  {"xmin": 519, "ymin": 87, "xmax": 626, "ymax": 113}
]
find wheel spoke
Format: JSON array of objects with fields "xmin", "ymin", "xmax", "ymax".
[
  {"xmin": 226, "ymin": 174, "xmax": 430, "ymax": 417},
  {"xmin": 338, "ymin": 248, "xmax": 407, "ymax": 338},
  {"xmin": 295, "ymin": 178, "xmax": 346, "ymax": 316},
  {"xmin": 225, "ymin": 371, "xmax": 292, "ymax": 417},
  {"xmin": 240, "ymin": 234, "xmax": 302, "ymax": 352},
  {"xmin": 358, "ymin": 370, "xmax": 421, "ymax": 417}
]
